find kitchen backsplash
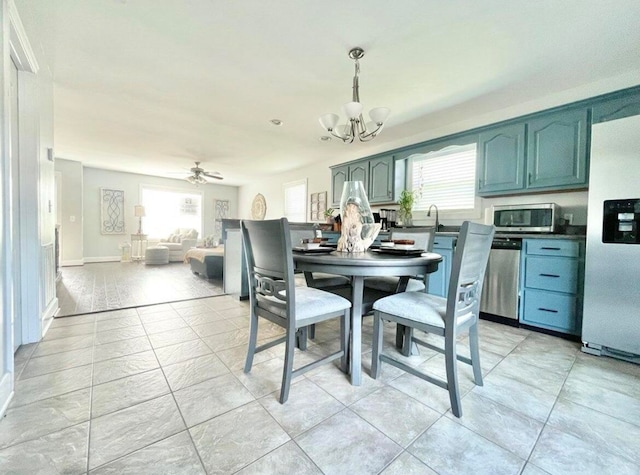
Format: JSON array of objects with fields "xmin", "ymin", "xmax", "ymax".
[{"xmin": 372, "ymin": 190, "xmax": 588, "ymax": 227}]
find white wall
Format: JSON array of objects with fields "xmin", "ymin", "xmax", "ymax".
[
  {"xmin": 55, "ymin": 158, "xmax": 84, "ymax": 264},
  {"xmin": 81, "ymin": 167, "xmax": 238, "ymax": 261}
]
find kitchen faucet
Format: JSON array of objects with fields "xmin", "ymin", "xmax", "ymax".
[{"xmin": 427, "ymin": 204, "xmax": 440, "ymax": 231}]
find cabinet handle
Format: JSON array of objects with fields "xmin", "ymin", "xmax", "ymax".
[
  {"xmin": 478, "ymin": 178, "xmax": 482, "ymax": 189},
  {"xmin": 528, "ymin": 172, "xmax": 532, "ymax": 185},
  {"xmin": 538, "ymin": 307, "xmax": 559, "ymax": 313},
  {"xmin": 540, "ymin": 247, "xmax": 561, "ymax": 251},
  {"xmin": 539, "ymin": 273, "xmax": 560, "ymax": 278}
]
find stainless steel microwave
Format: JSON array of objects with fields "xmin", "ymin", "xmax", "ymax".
[{"xmin": 492, "ymin": 203, "xmax": 560, "ymax": 233}]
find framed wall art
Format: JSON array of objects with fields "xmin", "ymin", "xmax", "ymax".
[
  {"xmin": 214, "ymin": 199, "xmax": 230, "ymax": 240},
  {"xmin": 309, "ymin": 191, "xmax": 327, "ymax": 221},
  {"xmin": 100, "ymin": 188, "xmax": 125, "ymax": 234}
]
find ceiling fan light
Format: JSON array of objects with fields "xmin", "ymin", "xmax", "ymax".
[
  {"xmin": 319, "ymin": 113, "xmax": 339, "ymax": 131},
  {"xmin": 343, "ymin": 101, "xmax": 363, "ymax": 119},
  {"xmin": 186, "ymin": 176, "xmax": 197, "ymax": 184},
  {"xmin": 369, "ymin": 107, "xmax": 390, "ymax": 124}
]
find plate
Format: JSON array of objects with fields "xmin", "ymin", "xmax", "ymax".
[
  {"xmin": 293, "ymin": 246, "xmax": 334, "ymax": 254},
  {"xmin": 371, "ymin": 248, "xmax": 425, "ymax": 256}
]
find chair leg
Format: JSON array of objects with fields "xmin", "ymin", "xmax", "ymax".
[
  {"xmin": 296, "ymin": 327, "xmax": 308, "ymax": 351},
  {"xmin": 444, "ymin": 331, "xmax": 462, "ymax": 417},
  {"xmin": 340, "ymin": 310, "xmax": 349, "ymax": 373},
  {"xmin": 371, "ymin": 312, "xmax": 384, "ymax": 379},
  {"xmin": 244, "ymin": 309, "xmax": 259, "ymax": 373},
  {"xmin": 309, "ymin": 324, "xmax": 316, "ymax": 340},
  {"xmin": 280, "ymin": 329, "xmax": 296, "ymax": 404},
  {"xmin": 468, "ymin": 323, "xmax": 483, "ymax": 386}
]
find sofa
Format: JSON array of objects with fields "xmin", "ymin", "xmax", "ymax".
[{"xmin": 159, "ymin": 228, "xmax": 198, "ymax": 262}]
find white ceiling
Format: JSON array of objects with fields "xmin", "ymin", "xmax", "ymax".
[{"xmin": 15, "ymin": 0, "xmax": 640, "ymax": 186}]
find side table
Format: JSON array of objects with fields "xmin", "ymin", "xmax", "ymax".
[{"xmin": 131, "ymin": 233, "xmax": 148, "ymax": 261}]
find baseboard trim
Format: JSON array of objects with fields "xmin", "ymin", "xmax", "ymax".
[
  {"xmin": 84, "ymin": 256, "xmax": 121, "ymax": 263},
  {"xmin": 61, "ymin": 259, "xmax": 84, "ymax": 266}
]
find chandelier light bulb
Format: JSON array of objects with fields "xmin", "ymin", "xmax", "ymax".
[
  {"xmin": 369, "ymin": 107, "xmax": 390, "ymax": 125},
  {"xmin": 343, "ymin": 101, "xmax": 363, "ymax": 119}
]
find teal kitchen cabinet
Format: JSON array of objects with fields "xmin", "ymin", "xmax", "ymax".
[
  {"xmin": 477, "ymin": 108, "xmax": 590, "ymax": 196},
  {"xmin": 368, "ymin": 155, "xmax": 394, "ymax": 204},
  {"xmin": 349, "ymin": 162, "xmax": 369, "ymax": 195},
  {"xmin": 331, "ymin": 165, "xmax": 349, "ymax": 205},
  {"xmin": 592, "ymin": 89, "xmax": 640, "ymax": 123},
  {"xmin": 330, "ymin": 162, "xmax": 367, "ymax": 207},
  {"xmin": 330, "ymin": 154, "xmax": 398, "ymax": 206},
  {"xmin": 427, "ymin": 236, "xmax": 455, "ymax": 297},
  {"xmin": 519, "ymin": 238, "xmax": 584, "ymax": 335},
  {"xmin": 526, "ymin": 109, "xmax": 589, "ymax": 190},
  {"xmin": 477, "ymin": 124, "xmax": 526, "ymax": 195}
]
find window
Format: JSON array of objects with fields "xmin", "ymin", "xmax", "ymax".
[
  {"xmin": 409, "ymin": 143, "xmax": 478, "ymax": 213},
  {"xmin": 141, "ymin": 186, "xmax": 202, "ymax": 238},
  {"xmin": 283, "ymin": 179, "xmax": 307, "ymax": 222}
]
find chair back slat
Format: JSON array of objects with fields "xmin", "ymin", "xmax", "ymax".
[
  {"xmin": 446, "ymin": 222, "xmax": 494, "ymax": 327},
  {"xmin": 389, "ymin": 227, "xmax": 436, "ymax": 252}
]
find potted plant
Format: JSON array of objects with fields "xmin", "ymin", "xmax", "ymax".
[
  {"xmin": 323, "ymin": 207, "xmax": 335, "ymax": 224},
  {"xmin": 397, "ymin": 190, "xmax": 416, "ymax": 226}
]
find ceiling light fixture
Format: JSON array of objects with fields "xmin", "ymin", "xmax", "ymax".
[
  {"xmin": 270, "ymin": 119, "xmax": 283, "ymax": 126},
  {"xmin": 319, "ymin": 47, "xmax": 390, "ymax": 143}
]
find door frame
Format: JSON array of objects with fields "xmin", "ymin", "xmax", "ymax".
[{"xmin": 0, "ymin": 0, "xmax": 39, "ymax": 417}]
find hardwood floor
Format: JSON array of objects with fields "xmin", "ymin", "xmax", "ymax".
[{"xmin": 56, "ymin": 261, "xmax": 224, "ymax": 317}]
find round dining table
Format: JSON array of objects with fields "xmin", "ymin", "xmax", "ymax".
[{"xmin": 293, "ymin": 250, "xmax": 442, "ymax": 385}]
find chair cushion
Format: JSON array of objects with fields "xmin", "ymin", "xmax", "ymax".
[
  {"xmin": 257, "ymin": 287, "xmax": 351, "ymax": 322},
  {"xmin": 373, "ymin": 292, "xmax": 450, "ymax": 328},
  {"xmin": 364, "ymin": 276, "xmax": 425, "ymax": 293}
]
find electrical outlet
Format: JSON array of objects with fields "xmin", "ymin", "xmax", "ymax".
[{"xmin": 563, "ymin": 213, "xmax": 574, "ymax": 225}]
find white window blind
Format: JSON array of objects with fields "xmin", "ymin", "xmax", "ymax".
[
  {"xmin": 284, "ymin": 179, "xmax": 307, "ymax": 222},
  {"xmin": 410, "ymin": 143, "xmax": 477, "ymax": 212}
]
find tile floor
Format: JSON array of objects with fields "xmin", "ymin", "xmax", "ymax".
[
  {"xmin": 2, "ymin": 295, "xmax": 640, "ymax": 474},
  {"xmin": 56, "ymin": 262, "xmax": 224, "ymax": 316}
]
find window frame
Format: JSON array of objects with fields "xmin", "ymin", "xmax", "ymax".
[
  {"xmin": 283, "ymin": 178, "xmax": 308, "ymax": 223},
  {"xmin": 403, "ymin": 136, "xmax": 482, "ymax": 223}
]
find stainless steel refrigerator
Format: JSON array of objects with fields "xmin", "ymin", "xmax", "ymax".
[{"xmin": 582, "ymin": 114, "xmax": 640, "ymax": 363}]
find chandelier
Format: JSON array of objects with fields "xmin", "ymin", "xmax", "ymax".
[{"xmin": 319, "ymin": 47, "xmax": 390, "ymax": 143}]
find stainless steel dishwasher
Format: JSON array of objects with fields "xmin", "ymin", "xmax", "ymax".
[{"xmin": 480, "ymin": 237, "xmax": 521, "ymax": 320}]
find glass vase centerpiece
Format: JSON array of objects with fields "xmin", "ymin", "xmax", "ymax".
[{"xmin": 337, "ymin": 181, "xmax": 381, "ymax": 252}]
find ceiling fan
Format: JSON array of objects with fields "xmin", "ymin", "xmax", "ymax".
[{"xmin": 184, "ymin": 162, "xmax": 223, "ymax": 184}]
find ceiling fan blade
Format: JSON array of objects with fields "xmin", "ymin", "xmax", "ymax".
[{"xmin": 202, "ymin": 171, "xmax": 223, "ymax": 180}]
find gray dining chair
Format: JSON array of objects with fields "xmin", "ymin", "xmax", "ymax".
[
  {"xmin": 242, "ymin": 218, "xmax": 351, "ymax": 403},
  {"xmin": 364, "ymin": 227, "xmax": 436, "ymax": 293},
  {"xmin": 289, "ymin": 224, "xmax": 351, "ymax": 290},
  {"xmin": 370, "ymin": 221, "xmax": 494, "ymax": 417}
]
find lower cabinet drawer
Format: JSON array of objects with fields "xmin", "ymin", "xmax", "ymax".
[
  {"xmin": 525, "ymin": 256, "xmax": 578, "ymax": 293},
  {"xmin": 521, "ymin": 289, "xmax": 577, "ymax": 333}
]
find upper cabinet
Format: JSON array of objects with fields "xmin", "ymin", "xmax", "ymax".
[
  {"xmin": 592, "ymin": 89, "xmax": 640, "ymax": 123},
  {"xmin": 369, "ymin": 155, "xmax": 394, "ymax": 203},
  {"xmin": 331, "ymin": 165, "xmax": 349, "ymax": 205},
  {"xmin": 477, "ymin": 124, "xmax": 526, "ymax": 194},
  {"xmin": 477, "ymin": 108, "xmax": 589, "ymax": 196},
  {"xmin": 330, "ymin": 154, "xmax": 396, "ymax": 206},
  {"xmin": 526, "ymin": 109, "xmax": 588, "ymax": 190}
]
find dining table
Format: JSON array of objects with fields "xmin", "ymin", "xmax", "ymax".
[{"xmin": 293, "ymin": 249, "xmax": 442, "ymax": 385}]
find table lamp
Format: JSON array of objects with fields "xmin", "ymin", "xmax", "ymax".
[{"xmin": 134, "ymin": 205, "xmax": 145, "ymax": 234}]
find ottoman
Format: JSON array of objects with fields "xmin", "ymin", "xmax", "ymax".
[{"xmin": 145, "ymin": 246, "xmax": 169, "ymax": 265}]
